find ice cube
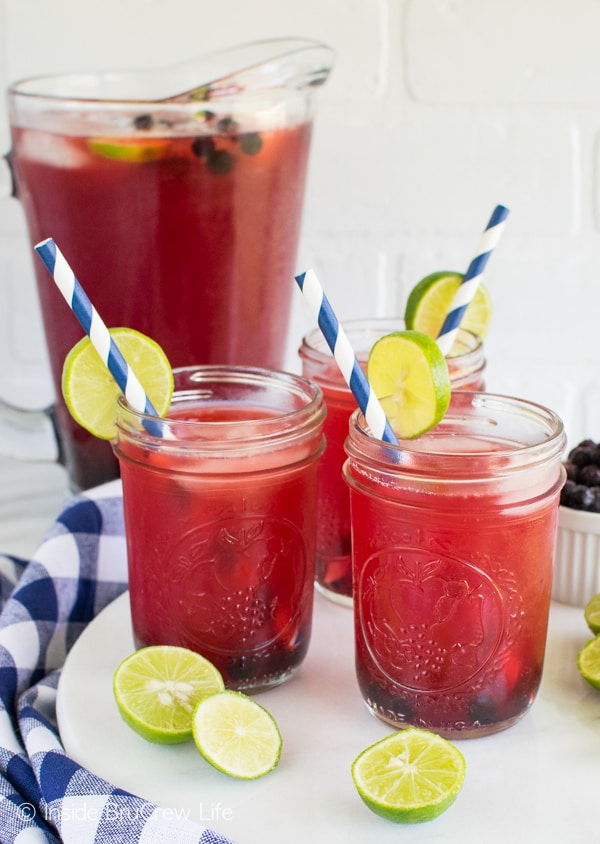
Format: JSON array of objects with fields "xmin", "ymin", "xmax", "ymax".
[{"xmin": 18, "ymin": 130, "xmax": 88, "ymax": 169}]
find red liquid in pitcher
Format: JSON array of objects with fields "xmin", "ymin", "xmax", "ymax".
[{"xmin": 12, "ymin": 121, "xmax": 311, "ymax": 489}]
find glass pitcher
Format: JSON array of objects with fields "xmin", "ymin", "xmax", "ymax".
[{"xmin": 1, "ymin": 37, "xmax": 334, "ymax": 491}]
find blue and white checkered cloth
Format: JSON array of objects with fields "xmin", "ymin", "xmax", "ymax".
[{"xmin": 0, "ymin": 482, "xmax": 236, "ymax": 844}]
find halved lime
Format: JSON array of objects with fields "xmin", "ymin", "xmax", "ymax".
[
  {"xmin": 584, "ymin": 593, "xmax": 600, "ymax": 635},
  {"xmin": 351, "ymin": 728, "xmax": 466, "ymax": 824},
  {"xmin": 192, "ymin": 690, "xmax": 282, "ymax": 779},
  {"xmin": 113, "ymin": 645, "xmax": 225, "ymax": 744},
  {"xmin": 577, "ymin": 635, "xmax": 600, "ymax": 690},
  {"xmin": 87, "ymin": 137, "xmax": 171, "ymax": 162},
  {"xmin": 404, "ymin": 270, "xmax": 492, "ymax": 346},
  {"xmin": 366, "ymin": 330, "xmax": 451, "ymax": 439},
  {"xmin": 61, "ymin": 327, "xmax": 174, "ymax": 440}
]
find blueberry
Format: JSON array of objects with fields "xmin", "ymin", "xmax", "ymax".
[
  {"xmin": 467, "ymin": 693, "xmax": 498, "ymax": 725},
  {"xmin": 225, "ymin": 656, "xmax": 257, "ymax": 682},
  {"xmin": 579, "ymin": 464, "xmax": 600, "ymax": 486},
  {"xmin": 206, "ymin": 148, "xmax": 234, "ymax": 175},
  {"xmin": 191, "ymin": 137, "xmax": 215, "ymax": 158},
  {"xmin": 560, "ymin": 480, "xmax": 577, "ymax": 506},
  {"xmin": 568, "ymin": 440, "xmax": 599, "ymax": 467},
  {"xmin": 361, "ymin": 681, "xmax": 415, "ymax": 723},
  {"xmin": 468, "ymin": 667, "xmax": 536, "ymax": 727},
  {"xmin": 216, "ymin": 116, "xmax": 239, "ymax": 134},
  {"xmin": 563, "ymin": 483, "xmax": 597, "ymax": 510},
  {"xmin": 574, "ymin": 438, "xmax": 597, "ymax": 450},
  {"xmin": 239, "ymin": 132, "xmax": 263, "ymax": 156},
  {"xmin": 564, "ymin": 460, "xmax": 579, "ymax": 482},
  {"xmin": 589, "ymin": 488, "xmax": 600, "ymax": 513},
  {"xmin": 133, "ymin": 113, "xmax": 154, "ymax": 131}
]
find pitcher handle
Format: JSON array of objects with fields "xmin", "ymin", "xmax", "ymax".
[
  {"xmin": 0, "ymin": 151, "xmax": 60, "ymax": 462},
  {"xmin": 0, "ymin": 396, "xmax": 61, "ymax": 463},
  {"xmin": 1, "ymin": 151, "xmax": 17, "ymax": 198}
]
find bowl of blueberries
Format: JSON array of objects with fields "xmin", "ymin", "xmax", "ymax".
[{"xmin": 554, "ymin": 438, "xmax": 600, "ymax": 606}]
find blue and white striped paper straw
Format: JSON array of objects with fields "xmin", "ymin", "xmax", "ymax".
[
  {"xmin": 436, "ymin": 204, "xmax": 510, "ymax": 356},
  {"xmin": 295, "ymin": 269, "xmax": 399, "ymax": 445},
  {"xmin": 34, "ymin": 238, "xmax": 164, "ymax": 436}
]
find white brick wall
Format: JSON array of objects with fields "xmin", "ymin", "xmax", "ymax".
[{"xmin": 1, "ymin": 0, "xmax": 598, "ymax": 477}]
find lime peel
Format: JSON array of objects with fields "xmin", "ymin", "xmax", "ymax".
[
  {"xmin": 584, "ymin": 593, "xmax": 600, "ymax": 635},
  {"xmin": 351, "ymin": 728, "xmax": 466, "ymax": 824},
  {"xmin": 577, "ymin": 634, "xmax": 600, "ymax": 690}
]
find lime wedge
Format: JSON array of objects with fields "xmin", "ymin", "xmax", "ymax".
[
  {"xmin": 584, "ymin": 593, "xmax": 600, "ymax": 635},
  {"xmin": 113, "ymin": 645, "xmax": 225, "ymax": 744},
  {"xmin": 366, "ymin": 330, "xmax": 451, "ymax": 439},
  {"xmin": 351, "ymin": 728, "xmax": 466, "ymax": 824},
  {"xmin": 192, "ymin": 690, "xmax": 282, "ymax": 779},
  {"xmin": 577, "ymin": 635, "xmax": 600, "ymax": 689},
  {"xmin": 87, "ymin": 137, "xmax": 171, "ymax": 162},
  {"xmin": 404, "ymin": 270, "xmax": 492, "ymax": 347},
  {"xmin": 61, "ymin": 327, "xmax": 174, "ymax": 440}
]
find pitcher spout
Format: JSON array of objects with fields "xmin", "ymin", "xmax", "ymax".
[{"xmin": 165, "ymin": 37, "xmax": 336, "ymax": 102}]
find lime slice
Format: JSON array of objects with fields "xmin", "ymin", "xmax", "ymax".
[
  {"xmin": 577, "ymin": 635, "xmax": 600, "ymax": 689},
  {"xmin": 404, "ymin": 270, "xmax": 492, "ymax": 347},
  {"xmin": 113, "ymin": 645, "xmax": 225, "ymax": 744},
  {"xmin": 87, "ymin": 137, "xmax": 171, "ymax": 162},
  {"xmin": 366, "ymin": 330, "xmax": 451, "ymax": 439},
  {"xmin": 351, "ymin": 728, "xmax": 466, "ymax": 824},
  {"xmin": 584, "ymin": 593, "xmax": 600, "ymax": 635},
  {"xmin": 192, "ymin": 690, "xmax": 282, "ymax": 779},
  {"xmin": 61, "ymin": 327, "xmax": 174, "ymax": 440}
]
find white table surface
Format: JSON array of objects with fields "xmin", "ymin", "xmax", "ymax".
[
  {"xmin": 3, "ymin": 456, "xmax": 600, "ymax": 843},
  {"xmin": 57, "ymin": 592, "xmax": 600, "ymax": 844}
]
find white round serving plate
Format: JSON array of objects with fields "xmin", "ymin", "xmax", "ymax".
[
  {"xmin": 553, "ymin": 505, "xmax": 600, "ymax": 606},
  {"xmin": 57, "ymin": 585, "xmax": 600, "ymax": 844}
]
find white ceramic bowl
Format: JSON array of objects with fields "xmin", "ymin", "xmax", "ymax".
[{"xmin": 553, "ymin": 505, "xmax": 600, "ymax": 606}]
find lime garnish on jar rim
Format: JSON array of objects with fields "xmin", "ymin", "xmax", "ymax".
[
  {"xmin": 367, "ymin": 329, "xmax": 451, "ymax": 439},
  {"xmin": 404, "ymin": 270, "xmax": 492, "ymax": 346},
  {"xmin": 61, "ymin": 326, "xmax": 173, "ymax": 440}
]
